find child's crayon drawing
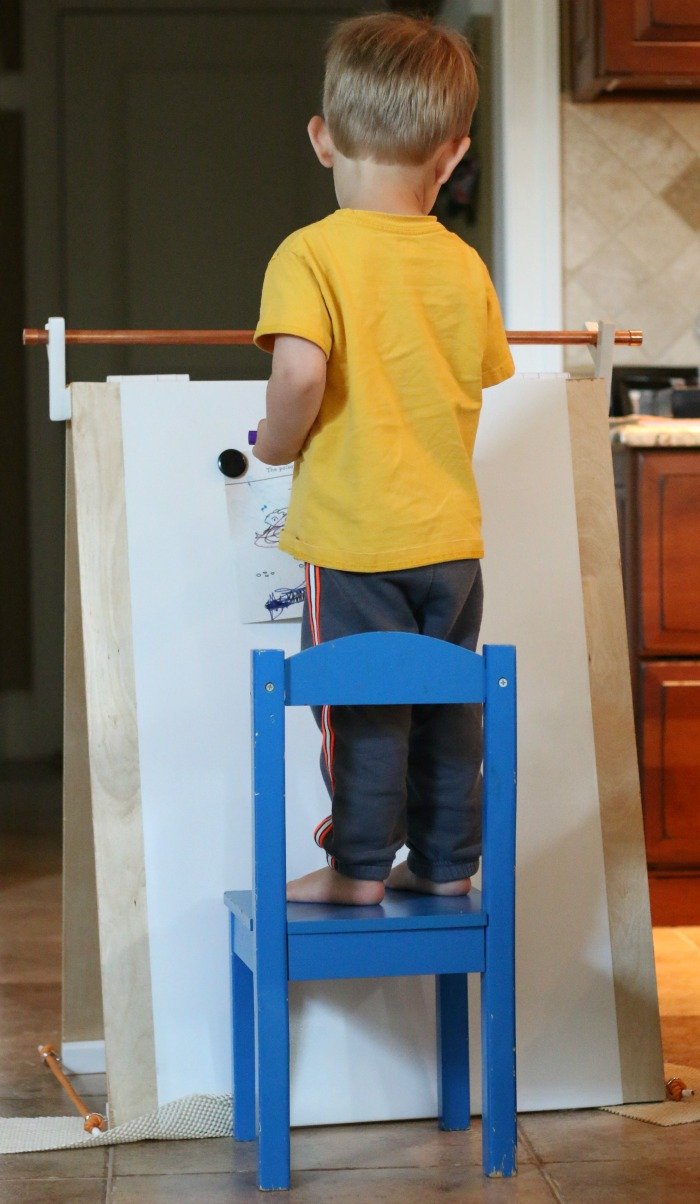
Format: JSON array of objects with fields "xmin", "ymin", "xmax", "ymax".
[
  {"xmin": 225, "ymin": 473, "xmax": 305, "ymax": 623},
  {"xmin": 265, "ymin": 583, "xmax": 306, "ymax": 619},
  {"xmin": 254, "ymin": 507, "xmax": 287, "ymax": 549}
]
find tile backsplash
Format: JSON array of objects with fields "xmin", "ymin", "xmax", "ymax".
[{"xmin": 561, "ymin": 98, "xmax": 699, "ymax": 374}]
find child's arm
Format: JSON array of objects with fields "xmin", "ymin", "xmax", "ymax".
[{"xmin": 253, "ymin": 335, "xmax": 326, "ymax": 466}]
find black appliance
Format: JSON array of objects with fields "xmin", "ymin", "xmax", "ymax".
[{"xmin": 610, "ymin": 366, "xmax": 700, "ymax": 418}]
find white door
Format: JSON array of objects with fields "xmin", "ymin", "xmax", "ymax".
[{"xmin": 23, "ymin": 0, "xmax": 369, "ymax": 754}]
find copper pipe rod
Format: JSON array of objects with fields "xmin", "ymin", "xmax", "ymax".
[
  {"xmin": 38, "ymin": 1044, "xmax": 106, "ymax": 1135},
  {"xmin": 23, "ymin": 329, "xmax": 254, "ymax": 346},
  {"xmin": 508, "ymin": 329, "xmax": 642, "ymax": 346},
  {"xmin": 23, "ymin": 327, "xmax": 643, "ymax": 347}
]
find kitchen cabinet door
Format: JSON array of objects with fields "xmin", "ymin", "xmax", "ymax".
[
  {"xmin": 605, "ymin": 0, "xmax": 700, "ymax": 75},
  {"xmin": 638, "ymin": 451, "xmax": 700, "ymax": 655},
  {"xmin": 571, "ymin": 0, "xmax": 700, "ymax": 98},
  {"xmin": 642, "ymin": 660, "xmax": 700, "ymax": 869}
]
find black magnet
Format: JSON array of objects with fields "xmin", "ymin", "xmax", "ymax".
[{"xmin": 218, "ymin": 449, "xmax": 249, "ymax": 479}]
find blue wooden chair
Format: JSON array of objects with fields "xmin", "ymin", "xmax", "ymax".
[{"xmin": 224, "ymin": 631, "xmax": 517, "ymax": 1191}]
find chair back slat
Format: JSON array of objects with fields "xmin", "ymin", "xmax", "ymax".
[
  {"xmin": 481, "ymin": 645, "xmax": 517, "ymax": 917},
  {"xmin": 480, "ymin": 644, "xmax": 517, "ymax": 1160},
  {"xmin": 284, "ymin": 631, "xmax": 485, "ymax": 707},
  {"xmin": 251, "ymin": 650, "xmax": 288, "ymax": 959}
]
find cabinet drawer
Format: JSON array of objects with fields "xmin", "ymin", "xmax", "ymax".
[
  {"xmin": 638, "ymin": 451, "xmax": 700, "ymax": 654},
  {"xmin": 604, "ymin": 0, "xmax": 700, "ymax": 75},
  {"xmin": 641, "ymin": 661, "xmax": 700, "ymax": 868},
  {"xmin": 571, "ymin": 0, "xmax": 700, "ymax": 99}
]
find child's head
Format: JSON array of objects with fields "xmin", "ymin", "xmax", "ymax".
[{"xmin": 321, "ymin": 12, "xmax": 478, "ymax": 166}]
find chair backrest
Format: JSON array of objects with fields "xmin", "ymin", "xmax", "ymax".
[
  {"xmin": 284, "ymin": 631, "xmax": 485, "ymax": 706},
  {"xmin": 250, "ymin": 633, "xmax": 516, "ymax": 951}
]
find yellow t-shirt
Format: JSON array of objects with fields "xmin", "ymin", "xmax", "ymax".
[{"xmin": 254, "ymin": 208, "xmax": 514, "ymax": 572}]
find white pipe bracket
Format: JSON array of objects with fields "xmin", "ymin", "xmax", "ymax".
[
  {"xmin": 46, "ymin": 317, "xmax": 71, "ymax": 421},
  {"xmin": 585, "ymin": 319, "xmax": 616, "ymax": 397}
]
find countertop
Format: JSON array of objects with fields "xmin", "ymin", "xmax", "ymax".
[{"xmin": 610, "ymin": 418, "xmax": 700, "ymax": 447}]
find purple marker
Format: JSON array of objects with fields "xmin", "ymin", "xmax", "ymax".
[{"xmin": 248, "ymin": 429, "xmax": 257, "ymax": 445}]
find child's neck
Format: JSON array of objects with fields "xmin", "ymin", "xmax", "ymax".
[{"xmin": 333, "ymin": 155, "xmax": 437, "ymax": 217}]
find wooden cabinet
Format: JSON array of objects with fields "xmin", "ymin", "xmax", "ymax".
[
  {"xmin": 571, "ymin": 0, "xmax": 700, "ymax": 99},
  {"xmin": 642, "ymin": 661, "xmax": 700, "ymax": 861},
  {"xmin": 639, "ymin": 451, "xmax": 700, "ymax": 654},
  {"xmin": 616, "ymin": 446, "xmax": 700, "ymax": 923}
]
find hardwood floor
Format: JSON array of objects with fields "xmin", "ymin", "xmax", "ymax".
[{"xmin": 1, "ymin": 763, "xmax": 699, "ymax": 1201}]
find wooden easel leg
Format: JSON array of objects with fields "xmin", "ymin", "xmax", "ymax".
[
  {"xmin": 70, "ymin": 383, "xmax": 157, "ymax": 1124},
  {"xmin": 62, "ymin": 424, "xmax": 104, "ymax": 1057},
  {"xmin": 567, "ymin": 378, "xmax": 665, "ymax": 1103}
]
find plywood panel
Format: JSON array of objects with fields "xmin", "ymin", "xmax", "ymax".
[
  {"xmin": 70, "ymin": 383, "xmax": 156, "ymax": 1124},
  {"xmin": 567, "ymin": 378, "xmax": 664, "ymax": 1103},
  {"xmin": 475, "ymin": 374, "xmax": 624, "ymax": 1108},
  {"xmin": 62, "ymin": 426, "xmax": 103, "ymax": 1047},
  {"xmin": 113, "ymin": 373, "xmax": 654, "ymax": 1118},
  {"xmin": 118, "ymin": 378, "xmax": 439, "ymax": 1124}
]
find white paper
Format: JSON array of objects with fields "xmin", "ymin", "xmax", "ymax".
[{"xmin": 225, "ymin": 474, "xmax": 305, "ymax": 623}]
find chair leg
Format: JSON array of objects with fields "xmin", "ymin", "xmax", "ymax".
[
  {"xmin": 480, "ymin": 964, "xmax": 517, "ymax": 1176},
  {"xmin": 230, "ymin": 937, "xmax": 256, "ymax": 1142},
  {"xmin": 256, "ymin": 976, "xmax": 291, "ymax": 1190},
  {"xmin": 436, "ymin": 974, "xmax": 470, "ymax": 1131}
]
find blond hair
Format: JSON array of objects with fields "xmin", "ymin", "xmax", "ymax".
[{"xmin": 323, "ymin": 12, "xmax": 478, "ymax": 165}]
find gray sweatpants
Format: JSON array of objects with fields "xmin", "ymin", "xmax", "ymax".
[{"xmin": 301, "ymin": 559, "xmax": 483, "ymax": 882}]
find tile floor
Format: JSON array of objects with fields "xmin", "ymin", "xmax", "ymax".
[{"xmin": 1, "ymin": 765, "xmax": 699, "ymax": 1201}]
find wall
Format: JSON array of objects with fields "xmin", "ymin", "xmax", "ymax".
[
  {"xmin": 0, "ymin": 1, "xmax": 31, "ymax": 699},
  {"xmin": 492, "ymin": 0, "xmax": 563, "ymax": 372},
  {"xmin": 561, "ymin": 97, "xmax": 700, "ymax": 374}
]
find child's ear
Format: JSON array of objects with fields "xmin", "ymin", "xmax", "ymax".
[
  {"xmin": 307, "ymin": 115, "xmax": 335, "ymax": 168},
  {"xmin": 435, "ymin": 135, "xmax": 472, "ymax": 187}
]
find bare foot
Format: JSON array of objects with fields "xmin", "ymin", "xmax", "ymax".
[
  {"xmin": 286, "ymin": 867, "xmax": 385, "ymax": 905},
  {"xmin": 385, "ymin": 861, "xmax": 471, "ymax": 896}
]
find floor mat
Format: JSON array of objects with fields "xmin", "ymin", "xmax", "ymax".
[
  {"xmin": 0, "ymin": 1093, "xmax": 231, "ymax": 1153},
  {"xmin": 601, "ymin": 1063, "xmax": 700, "ymax": 1126}
]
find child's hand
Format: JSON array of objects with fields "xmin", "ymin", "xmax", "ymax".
[
  {"xmin": 253, "ymin": 417, "xmax": 293, "ymax": 466},
  {"xmin": 251, "ymin": 419, "xmax": 268, "ymax": 462}
]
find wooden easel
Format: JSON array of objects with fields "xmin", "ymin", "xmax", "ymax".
[{"xmin": 24, "ymin": 322, "xmax": 664, "ymax": 1125}]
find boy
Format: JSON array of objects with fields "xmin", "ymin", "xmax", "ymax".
[{"xmin": 253, "ymin": 12, "xmax": 514, "ymax": 905}]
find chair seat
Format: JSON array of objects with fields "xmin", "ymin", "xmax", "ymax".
[
  {"xmin": 225, "ymin": 889, "xmax": 487, "ymax": 981},
  {"xmin": 225, "ymin": 888, "xmax": 485, "ymax": 931}
]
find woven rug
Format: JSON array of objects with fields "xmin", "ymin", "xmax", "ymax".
[
  {"xmin": 4, "ymin": 1065, "xmax": 698, "ymax": 1152},
  {"xmin": 0, "ymin": 1093, "xmax": 232, "ymax": 1154},
  {"xmin": 601, "ymin": 1064, "xmax": 700, "ymax": 1126}
]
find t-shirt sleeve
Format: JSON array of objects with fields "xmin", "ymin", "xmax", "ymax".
[
  {"xmin": 481, "ymin": 263, "xmax": 515, "ymax": 388},
  {"xmin": 254, "ymin": 248, "xmax": 333, "ymax": 357}
]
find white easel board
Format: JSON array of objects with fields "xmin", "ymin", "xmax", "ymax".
[{"xmin": 69, "ymin": 373, "xmax": 663, "ymax": 1126}]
